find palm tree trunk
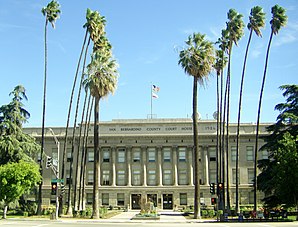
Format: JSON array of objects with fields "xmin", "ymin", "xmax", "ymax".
[
  {"xmin": 73, "ymin": 90, "xmax": 88, "ymax": 212},
  {"xmin": 225, "ymin": 43, "xmax": 233, "ymax": 214},
  {"xmin": 192, "ymin": 77, "xmax": 201, "ymax": 219},
  {"xmin": 218, "ymin": 52, "xmax": 224, "ymax": 211},
  {"xmin": 59, "ymin": 30, "xmax": 89, "ymax": 215},
  {"xmin": 236, "ymin": 30, "xmax": 253, "ymax": 214},
  {"xmin": 92, "ymin": 96, "xmax": 100, "ymax": 219},
  {"xmin": 66, "ymin": 35, "xmax": 91, "ymax": 216},
  {"xmin": 37, "ymin": 18, "xmax": 48, "ymax": 216},
  {"xmin": 78, "ymin": 96, "xmax": 93, "ymax": 211},
  {"xmin": 254, "ymin": 31, "xmax": 273, "ymax": 211}
]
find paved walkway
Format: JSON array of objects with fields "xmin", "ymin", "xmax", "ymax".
[{"xmin": 108, "ymin": 210, "xmax": 189, "ymax": 223}]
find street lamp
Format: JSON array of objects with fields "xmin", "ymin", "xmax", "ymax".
[{"xmin": 49, "ymin": 128, "xmax": 60, "ymax": 220}]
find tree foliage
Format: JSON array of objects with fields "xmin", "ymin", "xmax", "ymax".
[
  {"xmin": 258, "ymin": 85, "xmax": 298, "ymax": 209},
  {"xmin": 0, "ymin": 85, "xmax": 40, "ymax": 165},
  {"xmin": 0, "ymin": 161, "xmax": 41, "ymax": 218}
]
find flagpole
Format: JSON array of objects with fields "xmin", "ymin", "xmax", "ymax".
[{"xmin": 150, "ymin": 83, "xmax": 153, "ymax": 119}]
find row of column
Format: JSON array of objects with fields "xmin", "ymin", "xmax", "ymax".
[
  {"xmin": 92, "ymin": 145, "xmax": 213, "ymax": 187},
  {"xmin": 102, "ymin": 146, "xmax": 195, "ymax": 187}
]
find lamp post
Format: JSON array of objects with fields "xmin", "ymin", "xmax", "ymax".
[{"xmin": 49, "ymin": 128, "xmax": 60, "ymax": 220}]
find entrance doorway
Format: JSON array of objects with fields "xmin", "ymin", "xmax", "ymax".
[
  {"xmin": 163, "ymin": 194, "xmax": 173, "ymax": 209},
  {"xmin": 147, "ymin": 194, "xmax": 157, "ymax": 207},
  {"xmin": 131, "ymin": 194, "xmax": 141, "ymax": 209}
]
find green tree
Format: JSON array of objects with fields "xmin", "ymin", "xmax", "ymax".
[
  {"xmin": 225, "ymin": 9, "xmax": 244, "ymax": 212},
  {"xmin": 258, "ymin": 84, "xmax": 298, "ymax": 219},
  {"xmin": 39, "ymin": 0, "xmax": 61, "ymax": 215},
  {"xmin": 0, "ymin": 85, "xmax": 40, "ymax": 165},
  {"xmin": 235, "ymin": 6, "xmax": 265, "ymax": 213},
  {"xmin": 0, "ymin": 161, "xmax": 42, "ymax": 219},
  {"xmin": 178, "ymin": 33, "xmax": 215, "ymax": 219},
  {"xmin": 84, "ymin": 20, "xmax": 118, "ymax": 218},
  {"xmin": 254, "ymin": 5, "xmax": 287, "ymax": 211}
]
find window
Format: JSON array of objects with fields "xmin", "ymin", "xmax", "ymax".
[
  {"xmin": 88, "ymin": 148, "xmax": 94, "ymax": 162},
  {"xmin": 67, "ymin": 148, "xmax": 72, "ymax": 162},
  {"xmin": 180, "ymin": 193, "xmax": 187, "ymax": 205},
  {"xmin": 231, "ymin": 146, "xmax": 237, "ymax": 161},
  {"xmin": 66, "ymin": 170, "xmax": 72, "ymax": 185},
  {"xmin": 246, "ymin": 146, "xmax": 254, "ymax": 161},
  {"xmin": 248, "ymin": 168, "xmax": 254, "ymax": 184},
  {"xmin": 148, "ymin": 170, "xmax": 156, "ymax": 186},
  {"xmin": 102, "ymin": 193, "xmax": 109, "ymax": 205},
  {"xmin": 132, "ymin": 170, "xmax": 141, "ymax": 186},
  {"xmin": 87, "ymin": 170, "xmax": 93, "ymax": 185},
  {"xmin": 163, "ymin": 148, "xmax": 171, "ymax": 162},
  {"xmin": 133, "ymin": 149, "xmax": 141, "ymax": 162},
  {"xmin": 178, "ymin": 169, "xmax": 187, "ymax": 185},
  {"xmin": 102, "ymin": 148, "xmax": 110, "ymax": 162},
  {"xmin": 232, "ymin": 168, "xmax": 240, "ymax": 184},
  {"xmin": 52, "ymin": 148, "xmax": 58, "ymax": 166},
  {"xmin": 117, "ymin": 193, "xmax": 124, "ymax": 206},
  {"xmin": 87, "ymin": 193, "xmax": 93, "ymax": 204},
  {"xmin": 209, "ymin": 147, "xmax": 216, "ymax": 162},
  {"xmin": 178, "ymin": 147, "xmax": 186, "ymax": 162},
  {"xmin": 118, "ymin": 148, "xmax": 126, "ymax": 163},
  {"xmin": 148, "ymin": 148, "xmax": 156, "ymax": 162},
  {"xmin": 163, "ymin": 170, "xmax": 172, "ymax": 185},
  {"xmin": 117, "ymin": 170, "xmax": 126, "ymax": 186},
  {"xmin": 102, "ymin": 170, "xmax": 110, "ymax": 185},
  {"xmin": 209, "ymin": 169, "xmax": 216, "ymax": 184},
  {"xmin": 261, "ymin": 150, "xmax": 268, "ymax": 160}
]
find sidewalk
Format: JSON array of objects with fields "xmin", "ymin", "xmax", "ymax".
[{"xmin": 107, "ymin": 210, "xmax": 188, "ymax": 223}]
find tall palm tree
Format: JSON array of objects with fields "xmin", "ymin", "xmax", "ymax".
[
  {"xmin": 235, "ymin": 6, "xmax": 265, "ymax": 214},
  {"xmin": 84, "ymin": 35, "xmax": 118, "ymax": 219},
  {"xmin": 213, "ymin": 48, "xmax": 227, "ymax": 211},
  {"xmin": 178, "ymin": 33, "xmax": 215, "ymax": 219},
  {"xmin": 38, "ymin": 0, "xmax": 60, "ymax": 215},
  {"xmin": 216, "ymin": 29, "xmax": 229, "ymax": 211},
  {"xmin": 254, "ymin": 4, "xmax": 287, "ymax": 212},
  {"xmin": 225, "ymin": 9, "xmax": 244, "ymax": 212}
]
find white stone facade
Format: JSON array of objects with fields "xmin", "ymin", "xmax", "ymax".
[{"xmin": 24, "ymin": 118, "xmax": 269, "ymax": 210}]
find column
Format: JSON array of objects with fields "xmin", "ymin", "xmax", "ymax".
[
  {"xmin": 142, "ymin": 146, "xmax": 147, "ymax": 186},
  {"xmin": 157, "ymin": 146, "xmax": 163, "ymax": 186},
  {"xmin": 188, "ymin": 146, "xmax": 194, "ymax": 186},
  {"xmin": 172, "ymin": 146, "xmax": 178, "ymax": 186},
  {"xmin": 203, "ymin": 145, "xmax": 209, "ymax": 185},
  {"xmin": 127, "ymin": 146, "xmax": 132, "ymax": 186},
  {"xmin": 111, "ymin": 147, "xmax": 116, "ymax": 186}
]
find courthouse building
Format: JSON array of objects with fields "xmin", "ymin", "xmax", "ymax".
[{"xmin": 24, "ymin": 118, "xmax": 269, "ymax": 210}]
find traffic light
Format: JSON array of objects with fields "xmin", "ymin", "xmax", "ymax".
[
  {"xmin": 51, "ymin": 182, "xmax": 57, "ymax": 195},
  {"xmin": 211, "ymin": 197, "xmax": 217, "ymax": 205},
  {"xmin": 209, "ymin": 183, "xmax": 215, "ymax": 194},
  {"xmin": 217, "ymin": 182, "xmax": 224, "ymax": 194},
  {"xmin": 46, "ymin": 156, "xmax": 52, "ymax": 169}
]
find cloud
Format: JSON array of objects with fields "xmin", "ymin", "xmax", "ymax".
[{"xmin": 273, "ymin": 21, "xmax": 298, "ymax": 46}]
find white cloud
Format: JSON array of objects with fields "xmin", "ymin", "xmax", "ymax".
[{"xmin": 274, "ymin": 21, "xmax": 298, "ymax": 46}]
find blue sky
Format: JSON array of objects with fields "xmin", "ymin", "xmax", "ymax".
[{"xmin": 0, "ymin": 0, "xmax": 297, "ymax": 127}]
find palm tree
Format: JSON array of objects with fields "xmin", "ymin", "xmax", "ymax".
[
  {"xmin": 38, "ymin": 0, "xmax": 60, "ymax": 215},
  {"xmin": 178, "ymin": 33, "xmax": 215, "ymax": 219},
  {"xmin": 84, "ymin": 35, "xmax": 118, "ymax": 219},
  {"xmin": 254, "ymin": 4, "xmax": 287, "ymax": 212},
  {"xmin": 224, "ymin": 9, "xmax": 244, "ymax": 212},
  {"xmin": 215, "ymin": 29, "xmax": 229, "ymax": 211},
  {"xmin": 235, "ymin": 6, "xmax": 265, "ymax": 214},
  {"xmin": 213, "ymin": 48, "xmax": 227, "ymax": 211}
]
